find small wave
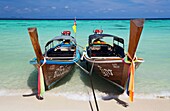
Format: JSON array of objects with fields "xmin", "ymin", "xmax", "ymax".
[
  {"xmin": 52, "ymin": 92, "xmax": 99, "ymax": 101},
  {"xmin": 0, "ymin": 89, "xmax": 33, "ymax": 96},
  {"xmin": 0, "ymin": 90, "xmax": 7, "ymax": 96},
  {"xmin": 1, "ymin": 89, "xmax": 170, "ymax": 100},
  {"xmin": 53, "ymin": 91, "xmax": 170, "ymax": 101},
  {"xmin": 132, "ymin": 91, "xmax": 170, "ymax": 99}
]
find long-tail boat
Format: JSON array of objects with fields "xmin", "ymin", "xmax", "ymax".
[
  {"xmin": 82, "ymin": 19, "xmax": 144, "ymax": 96},
  {"xmin": 28, "ymin": 29, "xmax": 80, "ymax": 90}
]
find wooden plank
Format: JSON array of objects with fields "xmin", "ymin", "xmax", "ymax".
[{"xmin": 128, "ymin": 19, "xmax": 144, "ymax": 60}]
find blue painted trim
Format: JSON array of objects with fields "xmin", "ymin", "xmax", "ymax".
[{"xmin": 29, "ymin": 58, "xmax": 37, "ymax": 65}]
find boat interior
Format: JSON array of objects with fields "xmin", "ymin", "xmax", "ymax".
[
  {"xmin": 87, "ymin": 42, "xmax": 125, "ymax": 58},
  {"xmin": 46, "ymin": 41, "xmax": 76, "ymax": 58}
]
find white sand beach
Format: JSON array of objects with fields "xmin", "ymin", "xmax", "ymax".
[{"xmin": 0, "ymin": 94, "xmax": 170, "ymax": 111}]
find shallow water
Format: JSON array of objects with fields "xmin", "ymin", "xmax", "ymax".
[{"xmin": 0, "ymin": 19, "xmax": 170, "ymax": 99}]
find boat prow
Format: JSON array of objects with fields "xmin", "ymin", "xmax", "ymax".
[
  {"xmin": 28, "ymin": 29, "xmax": 80, "ymax": 89},
  {"xmin": 83, "ymin": 19, "xmax": 144, "ymax": 90}
]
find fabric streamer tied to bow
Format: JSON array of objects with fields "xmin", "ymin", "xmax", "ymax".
[
  {"xmin": 123, "ymin": 53, "xmax": 137, "ymax": 102},
  {"xmin": 37, "ymin": 57, "xmax": 46, "ymax": 98}
]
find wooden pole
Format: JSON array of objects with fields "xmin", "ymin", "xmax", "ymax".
[
  {"xmin": 28, "ymin": 28, "xmax": 48, "ymax": 89},
  {"xmin": 128, "ymin": 19, "xmax": 144, "ymax": 60},
  {"xmin": 28, "ymin": 28, "xmax": 43, "ymax": 63}
]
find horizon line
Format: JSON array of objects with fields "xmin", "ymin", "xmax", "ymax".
[{"xmin": 0, "ymin": 17, "xmax": 170, "ymax": 20}]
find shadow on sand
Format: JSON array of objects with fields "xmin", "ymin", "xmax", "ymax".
[
  {"xmin": 79, "ymin": 62, "xmax": 129, "ymax": 107},
  {"xmin": 22, "ymin": 69, "xmax": 38, "ymax": 97},
  {"xmin": 23, "ymin": 66, "xmax": 75, "ymax": 99},
  {"xmin": 24, "ymin": 62, "xmax": 128, "ymax": 107}
]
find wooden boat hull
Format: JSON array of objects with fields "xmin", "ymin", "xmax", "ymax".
[
  {"xmin": 30, "ymin": 49, "xmax": 80, "ymax": 89},
  {"xmin": 84, "ymin": 56, "xmax": 143, "ymax": 89},
  {"xmin": 28, "ymin": 28, "xmax": 81, "ymax": 99},
  {"xmin": 31, "ymin": 61, "xmax": 74, "ymax": 89}
]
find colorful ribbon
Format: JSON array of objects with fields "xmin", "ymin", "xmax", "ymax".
[
  {"xmin": 37, "ymin": 57, "xmax": 46, "ymax": 98},
  {"xmin": 123, "ymin": 53, "xmax": 136, "ymax": 102}
]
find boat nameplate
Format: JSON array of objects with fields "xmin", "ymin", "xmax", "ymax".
[
  {"xmin": 97, "ymin": 65, "xmax": 114, "ymax": 77},
  {"xmin": 53, "ymin": 65, "xmax": 71, "ymax": 78}
]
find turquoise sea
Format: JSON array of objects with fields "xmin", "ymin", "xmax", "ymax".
[{"xmin": 0, "ymin": 19, "xmax": 170, "ymax": 99}]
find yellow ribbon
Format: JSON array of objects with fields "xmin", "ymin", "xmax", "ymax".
[
  {"xmin": 126, "ymin": 52, "xmax": 136, "ymax": 102},
  {"xmin": 38, "ymin": 57, "xmax": 46, "ymax": 99}
]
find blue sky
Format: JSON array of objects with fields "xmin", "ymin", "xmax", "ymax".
[{"xmin": 0, "ymin": 0, "xmax": 170, "ymax": 18}]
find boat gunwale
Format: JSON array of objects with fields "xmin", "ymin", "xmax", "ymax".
[{"xmin": 83, "ymin": 52, "xmax": 144, "ymax": 64}]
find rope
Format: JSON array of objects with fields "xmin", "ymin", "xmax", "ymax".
[
  {"xmin": 77, "ymin": 44, "xmax": 85, "ymax": 49},
  {"xmin": 74, "ymin": 60, "xmax": 99, "ymax": 111},
  {"xmin": 74, "ymin": 61, "xmax": 89, "ymax": 74},
  {"xmin": 87, "ymin": 89, "xmax": 94, "ymax": 111},
  {"xmin": 89, "ymin": 61, "xmax": 99, "ymax": 111},
  {"xmin": 89, "ymin": 60, "xmax": 99, "ymax": 111}
]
